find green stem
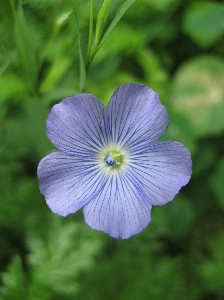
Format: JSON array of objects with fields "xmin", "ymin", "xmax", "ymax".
[
  {"xmin": 74, "ymin": 10, "xmax": 86, "ymax": 93},
  {"xmin": 86, "ymin": 0, "xmax": 94, "ymax": 68},
  {"xmin": 86, "ymin": 49, "xmax": 97, "ymax": 74}
]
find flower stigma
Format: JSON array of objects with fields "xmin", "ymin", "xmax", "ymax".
[
  {"xmin": 104, "ymin": 153, "xmax": 121, "ymax": 167},
  {"xmin": 99, "ymin": 145, "xmax": 129, "ymax": 172}
]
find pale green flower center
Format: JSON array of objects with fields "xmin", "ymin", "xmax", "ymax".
[{"xmin": 98, "ymin": 145, "xmax": 129, "ymax": 172}]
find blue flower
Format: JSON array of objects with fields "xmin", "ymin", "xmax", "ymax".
[{"xmin": 37, "ymin": 83, "xmax": 192, "ymax": 239}]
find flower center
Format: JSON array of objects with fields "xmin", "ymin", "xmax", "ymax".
[
  {"xmin": 99, "ymin": 145, "xmax": 129, "ymax": 172},
  {"xmin": 104, "ymin": 152, "xmax": 121, "ymax": 168}
]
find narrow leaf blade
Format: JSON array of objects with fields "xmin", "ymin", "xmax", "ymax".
[
  {"xmin": 11, "ymin": 0, "xmax": 38, "ymax": 89},
  {"xmin": 74, "ymin": 10, "xmax": 86, "ymax": 92},
  {"xmin": 94, "ymin": 0, "xmax": 112, "ymax": 48},
  {"xmin": 99, "ymin": 0, "xmax": 136, "ymax": 48}
]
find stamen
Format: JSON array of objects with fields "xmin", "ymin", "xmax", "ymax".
[
  {"xmin": 101, "ymin": 146, "xmax": 128, "ymax": 171},
  {"xmin": 104, "ymin": 153, "xmax": 117, "ymax": 167}
]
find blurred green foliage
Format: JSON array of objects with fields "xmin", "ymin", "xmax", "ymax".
[{"xmin": 0, "ymin": 0, "xmax": 224, "ymax": 299}]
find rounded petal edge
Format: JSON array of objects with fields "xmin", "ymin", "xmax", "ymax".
[
  {"xmin": 37, "ymin": 151, "xmax": 107, "ymax": 216},
  {"xmin": 46, "ymin": 93, "xmax": 108, "ymax": 155},
  {"xmin": 83, "ymin": 173, "xmax": 152, "ymax": 239},
  {"xmin": 129, "ymin": 141, "xmax": 192, "ymax": 206},
  {"xmin": 107, "ymin": 83, "xmax": 169, "ymax": 148}
]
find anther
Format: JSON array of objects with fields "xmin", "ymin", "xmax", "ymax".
[{"xmin": 104, "ymin": 153, "xmax": 117, "ymax": 167}]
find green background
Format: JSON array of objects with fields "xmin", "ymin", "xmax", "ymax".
[{"xmin": 1, "ymin": 0, "xmax": 224, "ymax": 299}]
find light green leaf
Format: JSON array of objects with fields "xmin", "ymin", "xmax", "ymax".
[
  {"xmin": 183, "ymin": 2, "xmax": 224, "ymax": 47},
  {"xmin": 74, "ymin": 10, "xmax": 86, "ymax": 92},
  {"xmin": 10, "ymin": 0, "xmax": 38, "ymax": 89},
  {"xmin": 39, "ymin": 56, "xmax": 72, "ymax": 93},
  {"xmin": 42, "ymin": 87, "xmax": 78, "ymax": 104},
  {"xmin": 86, "ymin": 0, "xmax": 94, "ymax": 66},
  {"xmin": 86, "ymin": 0, "xmax": 136, "ymax": 75},
  {"xmin": 96, "ymin": 0, "xmax": 136, "ymax": 53},
  {"xmin": 0, "ymin": 72, "xmax": 26, "ymax": 104},
  {"xmin": 55, "ymin": 9, "xmax": 74, "ymax": 32},
  {"xmin": 171, "ymin": 56, "xmax": 224, "ymax": 137},
  {"xmin": 94, "ymin": 0, "xmax": 112, "ymax": 49},
  {"xmin": 78, "ymin": 34, "xmax": 86, "ymax": 93}
]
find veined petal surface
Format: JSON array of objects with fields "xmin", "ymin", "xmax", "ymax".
[
  {"xmin": 128, "ymin": 141, "xmax": 192, "ymax": 206},
  {"xmin": 84, "ymin": 173, "xmax": 152, "ymax": 239},
  {"xmin": 107, "ymin": 83, "xmax": 169, "ymax": 149},
  {"xmin": 47, "ymin": 94, "xmax": 108, "ymax": 155},
  {"xmin": 37, "ymin": 151, "xmax": 107, "ymax": 216}
]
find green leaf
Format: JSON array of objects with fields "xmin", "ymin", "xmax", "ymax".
[
  {"xmin": 10, "ymin": 97, "xmax": 53, "ymax": 160},
  {"xmin": 55, "ymin": 9, "xmax": 74, "ymax": 32},
  {"xmin": 152, "ymin": 194, "xmax": 196, "ymax": 243},
  {"xmin": 0, "ymin": 43, "xmax": 12, "ymax": 76},
  {"xmin": 74, "ymin": 10, "xmax": 86, "ymax": 92},
  {"xmin": 93, "ymin": 0, "xmax": 136, "ymax": 56},
  {"xmin": 0, "ymin": 72, "xmax": 26, "ymax": 104},
  {"xmin": 78, "ymin": 34, "xmax": 86, "ymax": 93},
  {"xmin": 210, "ymin": 156, "xmax": 224, "ymax": 210},
  {"xmin": 183, "ymin": 2, "xmax": 224, "ymax": 47},
  {"xmin": 10, "ymin": 0, "xmax": 38, "ymax": 90},
  {"xmin": 39, "ymin": 56, "xmax": 72, "ymax": 93},
  {"xmin": 171, "ymin": 55, "xmax": 224, "ymax": 137},
  {"xmin": 149, "ymin": 0, "xmax": 181, "ymax": 12},
  {"xmin": 193, "ymin": 142, "xmax": 217, "ymax": 176},
  {"xmin": 86, "ymin": 0, "xmax": 136, "ymax": 75},
  {"xmin": 86, "ymin": 0, "xmax": 94, "ymax": 67},
  {"xmin": 199, "ymin": 233, "xmax": 224, "ymax": 293},
  {"xmin": 27, "ymin": 219, "xmax": 101, "ymax": 298},
  {"xmin": 0, "ymin": 256, "xmax": 27, "ymax": 300},
  {"xmin": 137, "ymin": 48, "xmax": 169, "ymax": 99},
  {"xmin": 42, "ymin": 87, "xmax": 78, "ymax": 104},
  {"xmin": 160, "ymin": 109, "xmax": 196, "ymax": 154},
  {"xmin": 94, "ymin": 0, "xmax": 112, "ymax": 49}
]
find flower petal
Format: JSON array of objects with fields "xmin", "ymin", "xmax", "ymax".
[
  {"xmin": 47, "ymin": 94, "xmax": 108, "ymax": 155},
  {"xmin": 37, "ymin": 151, "xmax": 107, "ymax": 216},
  {"xmin": 84, "ymin": 173, "xmax": 152, "ymax": 239},
  {"xmin": 107, "ymin": 83, "xmax": 169, "ymax": 149},
  {"xmin": 128, "ymin": 141, "xmax": 192, "ymax": 206}
]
